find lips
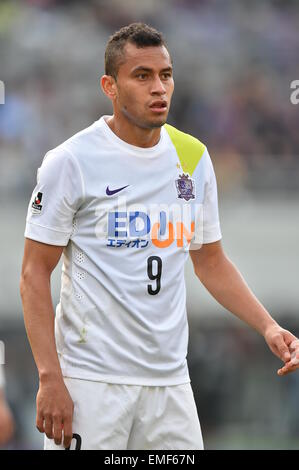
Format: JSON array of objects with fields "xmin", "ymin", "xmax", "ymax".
[
  {"xmin": 149, "ymin": 100, "xmax": 167, "ymax": 114},
  {"xmin": 149, "ymin": 100, "xmax": 167, "ymax": 109}
]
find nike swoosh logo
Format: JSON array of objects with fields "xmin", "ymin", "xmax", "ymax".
[{"xmin": 106, "ymin": 184, "xmax": 130, "ymax": 196}]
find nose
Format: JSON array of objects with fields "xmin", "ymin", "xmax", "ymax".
[{"xmin": 150, "ymin": 75, "xmax": 166, "ymax": 95}]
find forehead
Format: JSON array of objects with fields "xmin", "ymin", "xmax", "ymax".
[{"xmin": 119, "ymin": 43, "xmax": 172, "ymax": 73}]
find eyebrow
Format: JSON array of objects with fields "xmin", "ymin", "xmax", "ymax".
[{"xmin": 131, "ymin": 66, "xmax": 173, "ymax": 74}]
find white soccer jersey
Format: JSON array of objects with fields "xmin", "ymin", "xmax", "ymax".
[{"xmin": 24, "ymin": 116, "xmax": 222, "ymax": 386}]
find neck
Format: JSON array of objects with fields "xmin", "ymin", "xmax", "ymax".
[{"xmin": 106, "ymin": 112, "xmax": 162, "ymax": 148}]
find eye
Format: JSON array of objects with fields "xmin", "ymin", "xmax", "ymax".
[
  {"xmin": 161, "ymin": 72, "xmax": 172, "ymax": 80},
  {"xmin": 136, "ymin": 73, "xmax": 148, "ymax": 80}
]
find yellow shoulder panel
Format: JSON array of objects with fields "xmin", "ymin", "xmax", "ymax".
[{"xmin": 164, "ymin": 123, "xmax": 206, "ymax": 176}]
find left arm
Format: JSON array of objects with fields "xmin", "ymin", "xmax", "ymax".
[{"xmin": 189, "ymin": 240, "xmax": 299, "ymax": 376}]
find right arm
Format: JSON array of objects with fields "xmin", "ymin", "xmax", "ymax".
[{"xmin": 20, "ymin": 238, "xmax": 74, "ymax": 448}]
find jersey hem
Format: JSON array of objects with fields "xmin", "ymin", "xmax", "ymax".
[
  {"xmin": 24, "ymin": 222, "xmax": 69, "ymax": 246},
  {"xmin": 203, "ymin": 232, "xmax": 222, "ymax": 244},
  {"xmin": 61, "ymin": 368, "xmax": 191, "ymax": 386}
]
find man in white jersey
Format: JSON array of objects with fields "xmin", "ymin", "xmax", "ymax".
[{"xmin": 20, "ymin": 23, "xmax": 299, "ymax": 450}]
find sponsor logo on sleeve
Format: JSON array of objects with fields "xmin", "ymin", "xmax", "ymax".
[{"xmin": 31, "ymin": 191, "xmax": 43, "ymax": 214}]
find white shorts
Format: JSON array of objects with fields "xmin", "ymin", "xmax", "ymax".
[{"xmin": 44, "ymin": 378, "xmax": 204, "ymax": 450}]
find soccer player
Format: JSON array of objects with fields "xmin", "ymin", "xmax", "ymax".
[{"xmin": 20, "ymin": 23, "xmax": 299, "ymax": 450}]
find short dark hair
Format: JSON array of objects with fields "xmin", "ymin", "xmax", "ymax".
[{"xmin": 105, "ymin": 23, "xmax": 169, "ymax": 79}]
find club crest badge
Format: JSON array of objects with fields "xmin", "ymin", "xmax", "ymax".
[{"xmin": 175, "ymin": 173, "xmax": 195, "ymax": 201}]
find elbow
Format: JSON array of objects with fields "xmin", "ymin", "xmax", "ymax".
[
  {"xmin": 193, "ymin": 262, "xmax": 206, "ymax": 282},
  {"xmin": 194, "ymin": 266, "xmax": 205, "ymax": 282},
  {"xmin": 19, "ymin": 270, "xmax": 30, "ymax": 300},
  {"xmin": 19, "ymin": 266, "xmax": 48, "ymax": 299},
  {"xmin": 193, "ymin": 253, "xmax": 227, "ymax": 282}
]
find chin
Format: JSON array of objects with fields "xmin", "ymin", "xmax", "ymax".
[
  {"xmin": 149, "ymin": 121, "xmax": 166, "ymax": 129},
  {"xmin": 122, "ymin": 108, "xmax": 167, "ymax": 129},
  {"xmin": 145, "ymin": 117, "xmax": 168, "ymax": 129}
]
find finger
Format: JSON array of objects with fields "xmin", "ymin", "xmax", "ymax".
[
  {"xmin": 44, "ymin": 416, "xmax": 53, "ymax": 439},
  {"xmin": 277, "ymin": 360, "xmax": 298, "ymax": 376},
  {"xmin": 274, "ymin": 336, "xmax": 291, "ymax": 362},
  {"xmin": 278, "ymin": 366, "xmax": 295, "ymax": 376},
  {"xmin": 53, "ymin": 415, "xmax": 63, "ymax": 446},
  {"xmin": 284, "ymin": 331, "xmax": 298, "ymax": 346},
  {"xmin": 62, "ymin": 416, "xmax": 73, "ymax": 448},
  {"xmin": 290, "ymin": 340, "xmax": 299, "ymax": 350},
  {"xmin": 36, "ymin": 412, "xmax": 44, "ymax": 433},
  {"xmin": 290, "ymin": 350, "xmax": 299, "ymax": 365}
]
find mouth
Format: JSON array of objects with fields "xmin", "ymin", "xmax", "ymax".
[{"xmin": 149, "ymin": 100, "xmax": 168, "ymax": 113}]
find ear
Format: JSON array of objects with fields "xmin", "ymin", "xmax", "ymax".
[{"xmin": 101, "ymin": 75, "xmax": 117, "ymax": 101}]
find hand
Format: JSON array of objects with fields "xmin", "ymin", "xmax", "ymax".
[
  {"xmin": 264, "ymin": 324, "xmax": 299, "ymax": 376},
  {"xmin": 277, "ymin": 339, "xmax": 299, "ymax": 376},
  {"xmin": 0, "ymin": 392, "xmax": 14, "ymax": 446},
  {"xmin": 36, "ymin": 376, "xmax": 74, "ymax": 448}
]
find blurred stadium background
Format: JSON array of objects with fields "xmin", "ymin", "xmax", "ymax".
[{"xmin": 0, "ymin": 0, "xmax": 299, "ymax": 450}]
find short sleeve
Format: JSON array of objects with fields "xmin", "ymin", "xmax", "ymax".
[
  {"xmin": 24, "ymin": 147, "xmax": 85, "ymax": 246},
  {"xmin": 202, "ymin": 149, "xmax": 222, "ymax": 243}
]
